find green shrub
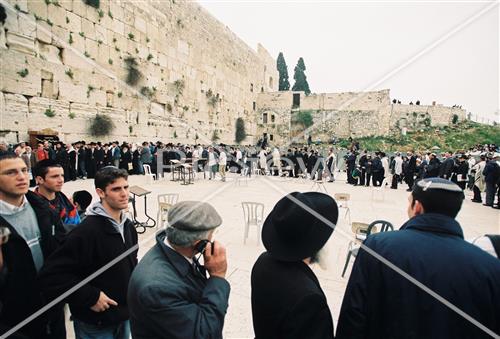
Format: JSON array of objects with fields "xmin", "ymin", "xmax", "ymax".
[
  {"xmin": 124, "ymin": 57, "xmax": 141, "ymax": 86},
  {"xmin": 173, "ymin": 79, "xmax": 185, "ymax": 95},
  {"xmin": 89, "ymin": 114, "xmax": 115, "ymax": 136},
  {"xmin": 295, "ymin": 110, "xmax": 314, "ymax": 128},
  {"xmin": 17, "ymin": 68, "xmax": 29, "ymax": 78},
  {"xmin": 68, "ymin": 112, "xmax": 76, "ymax": 119},
  {"xmin": 84, "ymin": 0, "xmax": 100, "ymax": 9},
  {"xmin": 235, "ymin": 117, "xmax": 246, "ymax": 144},
  {"xmin": 65, "ymin": 69, "xmax": 74, "ymax": 79},
  {"xmin": 44, "ymin": 107, "xmax": 56, "ymax": 117}
]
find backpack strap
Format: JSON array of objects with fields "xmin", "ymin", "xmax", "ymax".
[{"xmin": 485, "ymin": 234, "xmax": 500, "ymax": 258}]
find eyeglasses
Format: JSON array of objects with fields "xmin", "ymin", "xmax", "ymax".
[{"xmin": 0, "ymin": 168, "xmax": 29, "ymax": 177}]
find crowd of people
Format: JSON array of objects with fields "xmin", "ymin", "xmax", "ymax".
[{"xmin": 0, "ymin": 137, "xmax": 499, "ymax": 338}]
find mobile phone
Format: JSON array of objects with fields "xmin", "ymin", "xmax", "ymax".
[
  {"xmin": 194, "ymin": 239, "xmax": 214, "ymax": 255},
  {"xmin": 0, "ymin": 227, "xmax": 10, "ymax": 245}
]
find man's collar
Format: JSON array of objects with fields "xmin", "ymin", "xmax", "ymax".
[
  {"xmin": 0, "ymin": 195, "xmax": 29, "ymax": 215},
  {"xmin": 400, "ymin": 213, "xmax": 464, "ymax": 238},
  {"xmin": 156, "ymin": 231, "xmax": 193, "ymax": 277}
]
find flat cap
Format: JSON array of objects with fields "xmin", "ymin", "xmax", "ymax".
[{"xmin": 167, "ymin": 201, "xmax": 222, "ymax": 231}]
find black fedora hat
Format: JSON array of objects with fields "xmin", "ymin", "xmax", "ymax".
[{"xmin": 262, "ymin": 192, "xmax": 338, "ymax": 262}]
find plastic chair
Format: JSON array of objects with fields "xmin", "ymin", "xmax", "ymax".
[
  {"xmin": 372, "ymin": 177, "xmax": 389, "ymax": 201},
  {"xmin": 311, "ymin": 178, "xmax": 328, "ymax": 193},
  {"xmin": 156, "ymin": 193, "xmax": 179, "ymax": 228},
  {"xmin": 143, "ymin": 164, "xmax": 157, "ymax": 184},
  {"xmin": 334, "ymin": 193, "xmax": 351, "ymax": 225},
  {"xmin": 341, "ymin": 219, "xmax": 394, "ymax": 277},
  {"xmin": 241, "ymin": 202, "xmax": 264, "ymax": 245}
]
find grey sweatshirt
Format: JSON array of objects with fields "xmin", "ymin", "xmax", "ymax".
[{"xmin": 86, "ymin": 202, "xmax": 127, "ymax": 241}]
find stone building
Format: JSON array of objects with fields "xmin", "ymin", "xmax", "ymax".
[
  {"xmin": 0, "ymin": 0, "xmax": 465, "ymax": 146},
  {"xmin": 255, "ymin": 90, "xmax": 466, "ymax": 145}
]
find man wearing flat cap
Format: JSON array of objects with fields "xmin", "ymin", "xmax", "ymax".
[
  {"xmin": 337, "ymin": 178, "xmax": 500, "ymax": 338},
  {"xmin": 251, "ymin": 192, "xmax": 338, "ymax": 339},
  {"xmin": 128, "ymin": 201, "xmax": 230, "ymax": 339}
]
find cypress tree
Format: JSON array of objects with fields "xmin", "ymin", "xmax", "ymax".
[
  {"xmin": 276, "ymin": 52, "xmax": 290, "ymax": 91},
  {"xmin": 292, "ymin": 57, "xmax": 311, "ymax": 95}
]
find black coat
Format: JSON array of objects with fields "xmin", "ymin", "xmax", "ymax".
[
  {"xmin": 0, "ymin": 191, "xmax": 66, "ymax": 338},
  {"xmin": 439, "ymin": 157, "xmax": 455, "ymax": 179},
  {"xmin": 251, "ymin": 252, "xmax": 334, "ymax": 339},
  {"xmin": 336, "ymin": 213, "xmax": 500, "ymax": 339},
  {"xmin": 39, "ymin": 215, "xmax": 138, "ymax": 327}
]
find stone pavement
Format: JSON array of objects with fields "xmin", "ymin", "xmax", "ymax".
[{"xmin": 59, "ymin": 172, "xmax": 499, "ymax": 338}]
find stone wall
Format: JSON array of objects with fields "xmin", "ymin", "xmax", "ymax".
[
  {"xmin": 0, "ymin": 0, "xmax": 278, "ymax": 144},
  {"xmin": 255, "ymin": 90, "xmax": 466, "ymax": 145}
]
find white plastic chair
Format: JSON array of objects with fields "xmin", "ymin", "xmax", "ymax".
[
  {"xmin": 156, "ymin": 193, "xmax": 179, "ymax": 228},
  {"xmin": 334, "ymin": 193, "xmax": 351, "ymax": 225},
  {"xmin": 241, "ymin": 202, "xmax": 264, "ymax": 245},
  {"xmin": 372, "ymin": 177, "xmax": 389, "ymax": 201},
  {"xmin": 143, "ymin": 164, "xmax": 157, "ymax": 184}
]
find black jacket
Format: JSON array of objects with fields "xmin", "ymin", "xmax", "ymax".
[
  {"xmin": 439, "ymin": 157, "xmax": 455, "ymax": 179},
  {"xmin": 251, "ymin": 252, "xmax": 334, "ymax": 339},
  {"xmin": 39, "ymin": 215, "xmax": 138, "ymax": 327},
  {"xmin": 0, "ymin": 191, "xmax": 66, "ymax": 338},
  {"xmin": 336, "ymin": 213, "xmax": 500, "ymax": 339}
]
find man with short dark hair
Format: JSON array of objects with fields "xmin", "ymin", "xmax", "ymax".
[
  {"xmin": 128, "ymin": 201, "xmax": 229, "ymax": 339},
  {"xmin": 33, "ymin": 159, "xmax": 80, "ymax": 228},
  {"xmin": 337, "ymin": 178, "xmax": 500, "ymax": 338},
  {"xmin": 40, "ymin": 167, "xmax": 138, "ymax": 339},
  {"xmin": 72, "ymin": 190, "xmax": 93, "ymax": 220},
  {"xmin": 0, "ymin": 151, "xmax": 66, "ymax": 338}
]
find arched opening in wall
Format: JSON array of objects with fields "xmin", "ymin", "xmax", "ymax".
[
  {"xmin": 263, "ymin": 113, "xmax": 268, "ymax": 124},
  {"xmin": 271, "ymin": 114, "xmax": 275, "ymax": 123},
  {"xmin": 250, "ymin": 83, "xmax": 254, "ymax": 92},
  {"xmin": 269, "ymin": 77, "xmax": 273, "ymax": 88},
  {"xmin": 253, "ymin": 102, "xmax": 256, "ymax": 111},
  {"xmin": 292, "ymin": 93, "xmax": 300, "ymax": 108},
  {"xmin": 270, "ymin": 134, "xmax": 274, "ymax": 141},
  {"xmin": 261, "ymin": 87, "xmax": 264, "ymax": 93}
]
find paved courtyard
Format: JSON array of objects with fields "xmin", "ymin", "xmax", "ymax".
[{"xmin": 60, "ymin": 172, "xmax": 499, "ymax": 338}]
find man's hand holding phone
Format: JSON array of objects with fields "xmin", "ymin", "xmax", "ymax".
[{"xmin": 203, "ymin": 241, "xmax": 227, "ymax": 279}]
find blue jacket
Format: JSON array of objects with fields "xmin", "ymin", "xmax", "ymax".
[
  {"xmin": 337, "ymin": 213, "xmax": 500, "ymax": 339},
  {"xmin": 128, "ymin": 231, "xmax": 230, "ymax": 339}
]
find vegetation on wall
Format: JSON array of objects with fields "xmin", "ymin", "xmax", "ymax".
[
  {"xmin": 211, "ymin": 129, "xmax": 219, "ymax": 142},
  {"xmin": 124, "ymin": 56, "xmax": 142, "ymax": 86},
  {"xmin": 173, "ymin": 79, "xmax": 185, "ymax": 95},
  {"xmin": 89, "ymin": 114, "xmax": 115, "ymax": 136},
  {"xmin": 17, "ymin": 68, "xmax": 29, "ymax": 78},
  {"xmin": 44, "ymin": 107, "xmax": 55, "ymax": 117},
  {"xmin": 294, "ymin": 110, "xmax": 314, "ymax": 128},
  {"xmin": 83, "ymin": 0, "xmax": 100, "ymax": 9},
  {"xmin": 338, "ymin": 121, "xmax": 500, "ymax": 151},
  {"xmin": 235, "ymin": 117, "xmax": 246, "ymax": 144}
]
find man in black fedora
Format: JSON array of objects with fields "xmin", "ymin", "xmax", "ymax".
[{"xmin": 251, "ymin": 192, "xmax": 338, "ymax": 339}]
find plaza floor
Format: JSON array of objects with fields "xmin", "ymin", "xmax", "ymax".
[{"xmin": 60, "ymin": 172, "xmax": 499, "ymax": 338}]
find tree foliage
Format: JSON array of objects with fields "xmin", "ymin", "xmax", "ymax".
[
  {"xmin": 292, "ymin": 57, "xmax": 311, "ymax": 95},
  {"xmin": 296, "ymin": 110, "xmax": 313, "ymax": 128},
  {"xmin": 124, "ymin": 57, "xmax": 141, "ymax": 86},
  {"xmin": 276, "ymin": 52, "xmax": 290, "ymax": 91},
  {"xmin": 235, "ymin": 117, "xmax": 246, "ymax": 144}
]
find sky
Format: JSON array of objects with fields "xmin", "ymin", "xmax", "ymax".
[{"xmin": 199, "ymin": 0, "xmax": 499, "ymax": 123}]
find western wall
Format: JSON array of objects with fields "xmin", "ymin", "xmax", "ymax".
[
  {"xmin": 0, "ymin": 0, "xmax": 277, "ymax": 145},
  {"xmin": 0, "ymin": 0, "xmax": 466, "ymax": 146}
]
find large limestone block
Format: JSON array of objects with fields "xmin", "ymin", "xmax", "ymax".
[
  {"xmin": 47, "ymin": 4, "xmax": 66, "ymax": 28},
  {"xmin": 88, "ymin": 89, "xmax": 107, "ymax": 107},
  {"xmin": 61, "ymin": 48, "xmax": 93, "ymax": 72},
  {"xmin": 81, "ymin": 18, "xmax": 96, "ymax": 40},
  {"xmin": 109, "ymin": 2, "xmax": 124, "ymax": 21},
  {"xmin": 69, "ymin": 31, "xmax": 85, "ymax": 51},
  {"xmin": 134, "ymin": 15, "xmax": 147, "ymax": 34},
  {"xmin": 85, "ymin": 38, "xmax": 98, "ymax": 58},
  {"xmin": 36, "ymin": 21, "xmax": 52, "ymax": 44},
  {"xmin": 41, "ymin": 79, "xmax": 59, "ymax": 99},
  {"xmin": 28, "ymin": 0, "xmax": 48, "ymax": 20},
  {"xmin": 37, "ymin": 42, "xmax": 62, "ymax": 64},
  {"xmin": 95, "ymin": 24, "xmax": 107, "ymax": 44},
  {"xmin": 71, "ymin": 0, "xmax": 86, "ymax": 17},
  {"xmin": 58, "ymin": 82, "xmax": 88, "ymax": 104},
  {"xmin": 65, "ymin": 11, "xmax": 82, "ymax": 33},
  {"xmin": 111, "ymin": 20, "xmax": 124, "ymax": 36},
  {"xmin": 96, "ymin": 44, "xmax": 110, "ymax": 65},
  {"xmin": 85, "ymin": 5, "xmax": 100, "ymax": 24},
  {"xmin": 2, "ymin": 93, "xmax": 29, "ymax": 132},
  {"xmin": 6, "ymin": 31, "xmax": 36, "ymax": 55},
  {"xmin": 69, "ymin": 102, "xmax": 97, "ymax": 118},
  {"xmin": 17, "ymin": 14, "xmax": 36, "ymax": 38},
  {"xmin": 59, "ymin": 0, "xmax": 73, "ymax": 12},
  {"xmin": 4, "ymin": 93, "xmax": 29, "ymax": 115}
]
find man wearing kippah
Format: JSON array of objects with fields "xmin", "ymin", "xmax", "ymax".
[
  {"xmin": 127, "ymin": 201, "xmax": 230, "ymax": 339},
  {"xmin": 337, "ymin": 178, "xmax": 500, "ymax": 338}
]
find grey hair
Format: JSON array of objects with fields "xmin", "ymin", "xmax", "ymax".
[{"xmin": 166, "ymin": 226, "xmax": 211, "ymax": 247}]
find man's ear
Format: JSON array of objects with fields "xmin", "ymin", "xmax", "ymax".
[
  {"xmin": 35, "ymin": 176, "xmax": 43, "ymax": 185},
  {"xmin": 96, "ymin": 188, "xmax": 105, "ymax": 200},
  {"xmin": 413, "ymin": 199, "xmax": 425, "ymax": 215}
]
